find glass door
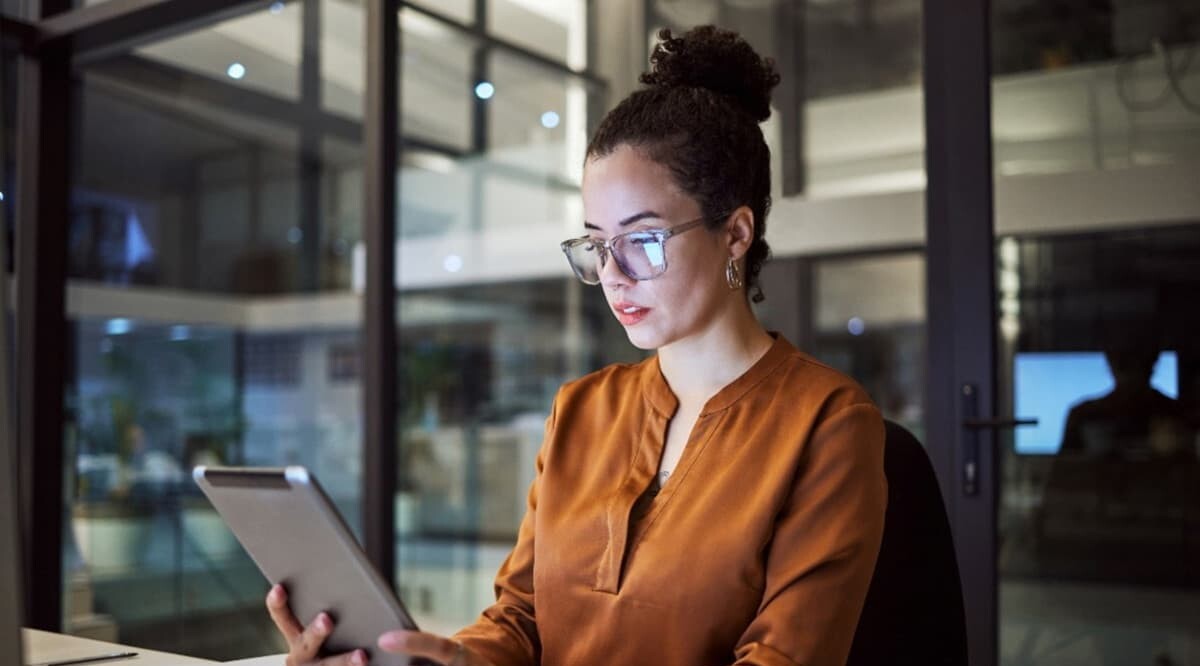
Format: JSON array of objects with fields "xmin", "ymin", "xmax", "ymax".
[
  {"xmin": 990, "ymin": 2, "xmax": 1200, "ymax": 664},
  {"xmin": 995, "ymin": 228, "xmax": 1200, "ymax": 666}
]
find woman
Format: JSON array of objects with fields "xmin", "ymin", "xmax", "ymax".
[{"xmin": 267, "ymin": 25, "xmax": 886, "ymax": 666}]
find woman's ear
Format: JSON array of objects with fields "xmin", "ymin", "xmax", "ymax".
[{"xmin": 724, "ymin": 206, "xmax": 756, "ymax": 261}]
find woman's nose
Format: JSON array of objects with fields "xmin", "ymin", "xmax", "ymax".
[{"xmin": 598, "ymin": 247, "xmax": 635, "ymax": 288}]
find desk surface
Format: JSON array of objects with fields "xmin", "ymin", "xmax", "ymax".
[
  {"xmin": 23, "ymin": 629, "xmax": 216, "ymax": 666},
  {"xmin": 23, "ymin": 629, "xmax": 286, "ymax": 666}
]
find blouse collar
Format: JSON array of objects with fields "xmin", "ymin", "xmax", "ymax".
[{"xmin": 641, "ymin": 332, "xmax": 794, "ymax": 417}]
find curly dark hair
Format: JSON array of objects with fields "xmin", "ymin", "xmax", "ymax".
[{"xmin": 586, "ymin": 25, "xmax": 780, "ymax": 302}]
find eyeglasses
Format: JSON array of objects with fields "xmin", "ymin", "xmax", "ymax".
[{"xmin": 559, "ymin": 215, "xmax": 714, "ymax": 285}]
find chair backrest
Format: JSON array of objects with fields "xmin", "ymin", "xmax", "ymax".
[{"xmin": 846, "ymin": 420, "xmax": 968, "ymax": 665}]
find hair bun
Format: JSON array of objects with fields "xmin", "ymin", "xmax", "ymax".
[{"xmin": 640, "ymin": 26, "xmax": 781, "ymax": 123}]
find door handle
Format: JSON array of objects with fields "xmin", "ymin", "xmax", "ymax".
[{"xmin": 958, "ymin": 384, "xmax": 1039, "ymax": 497}]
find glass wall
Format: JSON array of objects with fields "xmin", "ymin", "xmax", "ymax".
[
  {"xmin": 62, "ymin": 1, "xmax": 362, "ymax": 659},
  {"xmin": 991, "ymin": 1, "xmax": 1200, "ymax": 664},
  {"xmin": 388, "ymin": 1, "xmax": 617, "ymax": 635},
  {"xmin": 645, "ymin": 0, "xmax": 929, "ymax": 432},
  {"xmin": 810, "ymin": 253, "xmax": 926, "ymax": 438},
  {"xmin": 649, "ymin": 0, "xmax": 925, "ymax": 199}
]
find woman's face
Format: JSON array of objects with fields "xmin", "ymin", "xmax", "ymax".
[{"xmin": 581, "ymin": 145, "xmax": 735, "ymax": 350}]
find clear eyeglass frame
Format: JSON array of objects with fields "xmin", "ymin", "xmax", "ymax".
[{"xmin": 559, "ymin": 214, "xmax": 719, "ymax": 285}]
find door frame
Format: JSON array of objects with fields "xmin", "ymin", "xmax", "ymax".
[{"xmin": 923, "ymin": 1, "xmax": 998, "ymax": 665}]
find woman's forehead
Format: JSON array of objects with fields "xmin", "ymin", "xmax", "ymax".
[{"xmin": 582, "ymin": 148, "xmax": 693, "ymax": 223}]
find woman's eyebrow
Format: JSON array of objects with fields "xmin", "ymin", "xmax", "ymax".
[{"xmin": 583, "ymin": 210, "xmax": 663, "ymax": 231}]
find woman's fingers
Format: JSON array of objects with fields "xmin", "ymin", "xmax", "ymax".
[
  {"xmin": 378, "ymin": 630, "xmax": 462, "ymax": 664},
  {"xmin": 293, "ymin": 612, "xmax": 334, "ymax": 661},
  {"xmin": 266, "ymin": 584, "xmax": 366, "ymax": 666},
  {"xmin": 265, "ymin": 584, "xmax": 304, "ymax": 645}
]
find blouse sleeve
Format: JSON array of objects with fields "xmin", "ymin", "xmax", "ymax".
[
  {"xmin": 732, "ymin": 402, "xmax": 888, "ymax": 666},
  {"xmin": 451, "ymin": 398, "xmax": 557, "ymax": 666}
]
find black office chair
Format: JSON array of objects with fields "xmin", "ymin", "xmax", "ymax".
[{"xmin": 847, "ymin": 420, "xmax": 969, "ymax": 665}]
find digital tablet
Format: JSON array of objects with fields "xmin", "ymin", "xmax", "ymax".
[{"xmin": 193, "ymin": 466, "xmax": 420, "ymax": 665}]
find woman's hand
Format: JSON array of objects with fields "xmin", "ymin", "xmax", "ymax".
[
  {"xmin": 378, "ymin": 630, "xmax": 493, "ymax": 666},
  {"xmin": 266, "ymin": 584, "xmax": 368, "ymax": 666}
]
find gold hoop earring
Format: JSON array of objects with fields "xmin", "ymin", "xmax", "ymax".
[{"xmin": 725, "ymin": 259, "xmax": 743, "ymax": 290}]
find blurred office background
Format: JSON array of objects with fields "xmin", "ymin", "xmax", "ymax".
[{"xmin": 1, "ymin": 0, "xmax": 1198, "ymax": 664}]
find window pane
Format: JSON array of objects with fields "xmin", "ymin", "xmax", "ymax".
[
  {"xmin": 392, "ymin": 7, "xmax": 627, "ymax": 633},
  {"xmin": 401, "ymin": 7, "xmax": 475, "ymax": 151},
  {"xmin": 649, "ymin": 0, "xmax": 925, "ymax": 199},
  {"xmin": 812, "ymin": 253, "xmax": 926, "ymax": 436},
  {"xmin": 993, "ymin": 0, "xmax": 1200, "ymax": 176},
  {"xmin": 487, "ymin": 0, "xmax": 587, "ymax": 67},
  {"xmin": 754, "ymin": 253, "xmax": 927, "ymax": 438},
  {"xmin": 64, "ymin": 2, "xmax": 362, "ymax": 660},
  {"xmin": 993, "ymin": 2, "xmax": 1200, "ymax": 663},
  {"xmin": 487, "ymin": 49, "xmax": 594, "ymax": 185}
]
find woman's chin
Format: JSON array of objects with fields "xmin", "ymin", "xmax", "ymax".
[{"xmin": 624, "ymin": 325, "xmax": 662, "ymax": 351}]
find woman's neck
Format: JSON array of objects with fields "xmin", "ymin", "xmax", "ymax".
[{"xmin": 656, "ymin": 302, "xmax": 774, "ymax": 407}]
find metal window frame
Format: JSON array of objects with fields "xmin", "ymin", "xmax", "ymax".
[
  {"xmin": 15, "ymin": 0, "xmax": 72, "ymax": 632},
  {"xmin": 363, "ymin": 0, "xmax": 398, "ymax": 588},
  {"xmin": 923, "ymin": 1, "xmax": 997, "ymax": 665}
]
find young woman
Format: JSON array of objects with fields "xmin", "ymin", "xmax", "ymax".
[{"xmin": 267, "ymin": 25, "xmax": 886, "ymax": 666}]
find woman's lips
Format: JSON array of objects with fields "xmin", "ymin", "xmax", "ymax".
[{"xmin": 612, "ymin": 302, "xmax": 650, "ymax": 326}]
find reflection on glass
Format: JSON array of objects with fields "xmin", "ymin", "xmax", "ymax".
[
  {"xmin": 63, "ymin": 1, "xmax": 362, "ymax": 660},
  {"xmin": 997, "ymin": 227, "xmax": 1200, "ymax": 666},
  {"xmin": 1014, "ymin": 350, "xmax": 1179, "ymax": 455},
  {"xmin": 992, "ymin": 1, "xmax": 1200, "ymax": 176},
  {"xmin": 994, "ymin": 5, "xmax": 1200, "ymax": 663}
]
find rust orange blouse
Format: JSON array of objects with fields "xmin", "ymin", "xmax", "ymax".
[{"xmin": 454, "ymin": 334, "xmax": 887, "ymax": 666}]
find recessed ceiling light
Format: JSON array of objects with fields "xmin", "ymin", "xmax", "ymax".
[
  {"xmin": 227, "ymin": 62, "xmax": 246, "ymax": 80},
  {"xmin": 474, "ymin": 81, "xmax": 495, "ymax": 100}
]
